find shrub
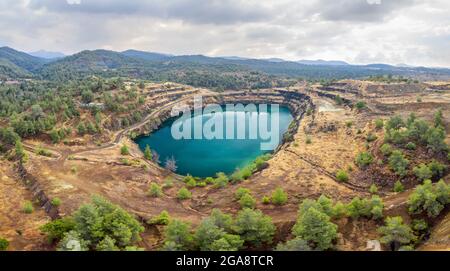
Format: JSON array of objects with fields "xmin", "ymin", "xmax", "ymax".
[
  {"xmin": 40, "ymin": 217, "xmax": 76, "ymax": 243},
  {"xmin": 233, "ymin": 208, "xmax": 276, "ymax": 247},
  {"xmin": 162, "ymin": 178, "xmax": 174, "ymax": 189},
  {"xmin": 428, "ymin": 160, "xmax": 447, "ymax": 179},
  {"xmin": 271, "ymin": 188, "xmax": 288, "ymax": 205},
  {"xmin": 405, "ymin": 142, "xmax": 416, "ymax": 150},
  {"xmin": 388, "ymin": 150, "xmax": 409, "ymax": 177},
  {"xmin": 292, "ymin": 206, "xmax": 338, "ymax": 250},
  {"xmin": 393, "ymin": 181, "xmax": 405, "ymax": 193},
  {"xmin": 335, "ymin": 169, "xmax": 349, "ymax": 182},
  {"xmin": 0, "ymin": 238, "xmax": 9, "ymax": 251},
  {"xmin": 213, "ymin": 172, "xmax": 229, "ymax": 188},
  {"xmin": 378, "ymin": 216, "xmax": 415, "ymax": 251},
  {"xmin": 369, "ymin": 184, "xmax": 378, "ymax": 194},
  {"xmin": 305, "ymin": 136, "xmax": 312, "ymax": 144},
  {"xmin": 185, "ymin": 178, "xmax": 197, "ymax": 188},
  {"xmin": 120, "ymin": 144, "xmax": 130, "ymax": 155},
  {"xmin": 355, "ymin": 152, "xmax": 374, "ymax": 168},
  {"xmin": 72, "ymin": 196, "xmax": 144, "ymax": 249},
  {"xmin": 163, "ymin": 219, "xmax": 194, "ymax": 251},
  {"xmin": 234, "ymin": 188, "xmax": 250, "ymax": 200},
  {"xmin": 346, "ymin": 197, "xmax": 371, "ymax": 219},
  {"xmin": 57, "ymin": 231, "xmax": 89, "ymax": 251},
  {"xmin": 22, "ymin": 201, "xmax": 34, "ymax": 214},
  {"xmin": 209, "ymin": 209, "xmax": 234, "ymax": 233},
  {"xmin": 205, "ymin": 177, "xmax": 215, "ymax": 185},
  {"xmin": 366, "ymin": 133, "xmax": 378, "ymax": 142},
  {"xmin": 195, "ymin": 217, "xmax": 243, "ymax": 251},
  {"xmin": 177, "ymin": 187, "xmax": 192, "ymax": 200},
  {"xmin": 148, "ymin": 183, "xmax": 162, "ymax": 197},
  {"xmin": 375, "ymin": 119, "xmax": 384, "ymax": 129},
  {"xmin": 275, "ymin": 238, "xmax": 311, "ymax": 251},
  {"xmin": 262, "ymin": 196, "xmax": 270, "ymax": 205},
  {"xmin": 408, "ymin": 179, "xmax": 449, "ymax": 218},
  {"xmin": 230, "ymin": 169, "xmax": 244, "ymax": 183},
  {"xmin": 380, "ymin": 144, "xmax": 393, "ymax": 156},
  {"xmin": 413, "ymin": 164, "xmax": 432, "ymax": 181},
  {"xmin": 385, "ymin": 115, "xmax": 405, "ymax": 131},
  {"xmin": 332, "ymin": 202, "xmax": 348, "ymax": 219},
  {"xmin": 239, "ymin": 193, "xmax": 256, "ymax": 209},
  {"xmin": 345, "ymin": 121, "xmax": 353, "ymax": 128},
  {"xmin": 147, "ymin": 211, "xmax": 171, "ymax": 225},
  {"xmin": 355, "ymin": 101, "xmax": 366, "ymax": 110},
  {"xmin": 144, "ymin": 145, "xmax": 152, "ymax": 160},
  {"xmin": 51, "ymin": 197, "xmax": 62, "ymax": 207},
  {"xmin": 426, "ymin": 127, "xmax": 447, "ymax": 152}
]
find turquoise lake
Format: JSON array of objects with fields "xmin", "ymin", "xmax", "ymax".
[{"xmin": 135, "ymin": 105, "xmax": 293, "ymax": 177}]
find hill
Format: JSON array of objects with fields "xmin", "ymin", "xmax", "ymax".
[{"xmin": 0, "ymin": 46, "xmax": 48, "ymax": 72}]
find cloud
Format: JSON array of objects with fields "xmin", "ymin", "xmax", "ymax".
[
  {"xmin": 0, "ymin": 0, "xmax": 449, "ymax": 67},
  {"xmin": 27, "ymin": 0, "xmax": 271, "ymax": 25}
]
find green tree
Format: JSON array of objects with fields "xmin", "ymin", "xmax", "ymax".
[
  {"xmin": 413, "ymin": 164, "xmax": 432, "ymax": 181},
  {"xmin": 388, "ymin": 150, "xmax": 409, "ymax": 176},
  {"xmin": 378, "ymin": 216, "xmax": 415, "ymax": 251},
  {"xmin": 292, "ymin": 207, "xmax": 337, "ymax": 250},
  {"xmin": 239, "ymin": 193, "xmax": 256, "ymax": 209},
  {"xmin": 271, "ymin": 187, "xmax": 288, "ymax": 205},
  {"xmin": 393, "ymin": 180, "xmax": 405, "ymax": 193},
  {"xmin": 57, "ymin": 230, "xmax": 89, "ymax": 251},
  {"xmin": 355, "ymin": 152, "xmax": 374, "ymax": 168},
  {"xmin": 408, "ymin": 179, "xmax": 449, "ymax": 218},
  {"xmin": 380, "ymin": 144, "xmax": 393, "ymax": 156},
  {"xmin": 144, "ymin": 145, "xmax": 152, "ymax": 160},
  {"xmin": 163, "ymin": 219, "xmax": 194, "ymax": 250},
  {"xmin": 177, "ymin": 187, "xmax": 192, "ymax": 200},
  {"xmin": 148, "ymin": 183, "xmax": 162, "ymax": 197},
  {"xmin": 120, "ymin": 144, "xmax": 130, "ymax": 155},
  {"xmin": 233, "ymin": 208, "xmax": 275, "ymax": 247},
  {"xmin": 195, "ymin": 219, "xmax": 243, "ymax": 251},
  {"xmin": 72, "ymin": 196, "xmax": 144, "ymax": 249},
  {"xmin": 96, "ymin": 236, "xmax": 119, "ymax": 251},
  {"xmin": 335, "ymin": 169, "xmax": 349, "ymax": 182},
  {"xmin": 235, "ymin": 187, "xmax": 251, "ymax": 200}
]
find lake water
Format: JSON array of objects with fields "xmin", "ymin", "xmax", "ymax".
[{"xmin": 134, "ymin": 105, "xmax": 293, "ymax": 177}]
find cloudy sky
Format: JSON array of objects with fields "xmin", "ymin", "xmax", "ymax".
[{"xmin": 0, "ymin": 0, "xmax": 449, "ymax": 67}]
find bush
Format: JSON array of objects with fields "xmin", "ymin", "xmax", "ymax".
[
  {"xmin": 292, "ymin": 206, "xmax": 337, "ymax": 250},
  {"xmin": 262, "ymin": 196, "xmax": 270, "ymax": 205},
  {"xmin": 148, "ymin": 183, "xmax": 162, "ymax": 197},
  {"xmin": 355, "ymin": 152, "xmax": 374, "ymax": 168},
  {"xmin": 72, "ymin": 196, "xmax": 144, "ymax": 249},
  {"xmin": 22, "ymin": 201, "xmax": 34, "ymax": 214},
  {"xmin": 346, "ymin": 197, "xmax": 371, "ymax": 219},
  {"xmin": 385, "ymin": 115, "xmax": 405, "ymax": 131},
  {"xmin": 408, "ymin": 179, "xmax": 449, "ymax": 218},
  {"xmin": 51, "ymin": 197, "xmax": 62, "ymax": 207},
  {"xmin": 413, "ymin": 164, "xmax": 432, "ymax": 181},
  {"xmin": 239, "ymin": 193, "xmax": 256, "ymax": 209},
  {"xmin": 205, "ymin": 177, "xmax": 215, "ymax": 185},
  {"xmin": 393, "ymin": 181, "xmax": 405, "ymax": 193},
  {"xmin": 428, "ymin": 160, "xmax": 447, "ymax": 180},
  {"xmin": 144, "ymin": 145, "xmax": 152, "ymax": 160},
  {"xmin": 147, "ymin": 211, "xmax": 171, "ymax": 225},
  {"xmin": 213, "ymin": 172, "xmax": 229, "ymax": 188},
  {"xmin": 194, "ymin": 217, "xmax": 243, "ymax": 251},
  {"xmin": 375, "ymin": 119, "xmax": 384, "ymax": 129},
  {"xmin": 163, "ymin": 219, "xmax": 194, "ymax": 251},
  {"xmin": 369, "ymin": 184, "xmax": 378, "ymax": 194},
  {"xmin": 388, "ymin": 150, "xmax": 409, "ymax": 176},
  {"xmin": 378, "ymin": 216, "xmax": 415, "ymax": 251},
  {"xmin": 0, "ymin": 238, "xmax": 9, "ymax": 251},
  {"xmin": 405, "ymin": 142, "xmax": 416, "ymax": 150},
  {"xmin": 366, "ymin": 133, "xmax": 378, "ymax": 142},
  {"xmin": 380, "ymin": 144, "xmax": 393, "ymax": 156},
  {"xmin": 233, "ymin": 208, "xmax": 275, "ymax": 247},
  {"xmin": 177, "ymin": 187, "xmax": 192, "ymax": 200},
  {"xmin": 271, "ymin": 188, "xmax": 288, "ymax": 205},
  {"xmin": 355, "ymin": 101, "xmax": 366, "ymax": 110},
  {"xmin": 305, "ymin": 137, "xmax": 312, "ymax": 144},
  {"xmin": 426, "ymin": 127, "xmax": 447, "ymax": 152},
  {"xmin": 120, "ymin": 144, "xmax": 130, "ymax": 155},
  {"xmin": 40, "ymin": 217, "xmax": 76, "ymax": 243},
  {"xmin": 345, "ymin": 121, "xmax": 353, "ymax": 128},
  {"xmin": 332, "ymin": 202, "xmax": 348, "ymax": 219},
  {"xmin": 335, "ymin": 169, "xmax": 349, "ymax": 182},
  {"xmin": 234, "ymin": 188, "xmax": 250, "ymax": 200}
]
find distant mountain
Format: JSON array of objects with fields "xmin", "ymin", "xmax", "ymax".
[
  {"xmin": 263, "ymin": 58, "xmax": 286, "ymax": 63},
  {"xmin": 221, "ymin": 56, "xmax": 250, "ymax": 61},
  {"xmin": 29, "ymin": 50, "xmax": 65, "ymax": 59},
  {"xmin": 1, "ymin": 46, "xmax": 449, "ymax": 82},
  {"xmin": 0, "ymin": 46, "xmax": 48, "ymax": 72},
  {"xmin": 297, "ymin": 59, "xmax": 349, "ymax": 66},
  {"xmin": 121, "ymin": 49, "xmax": 172, "ymax": 61}
]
